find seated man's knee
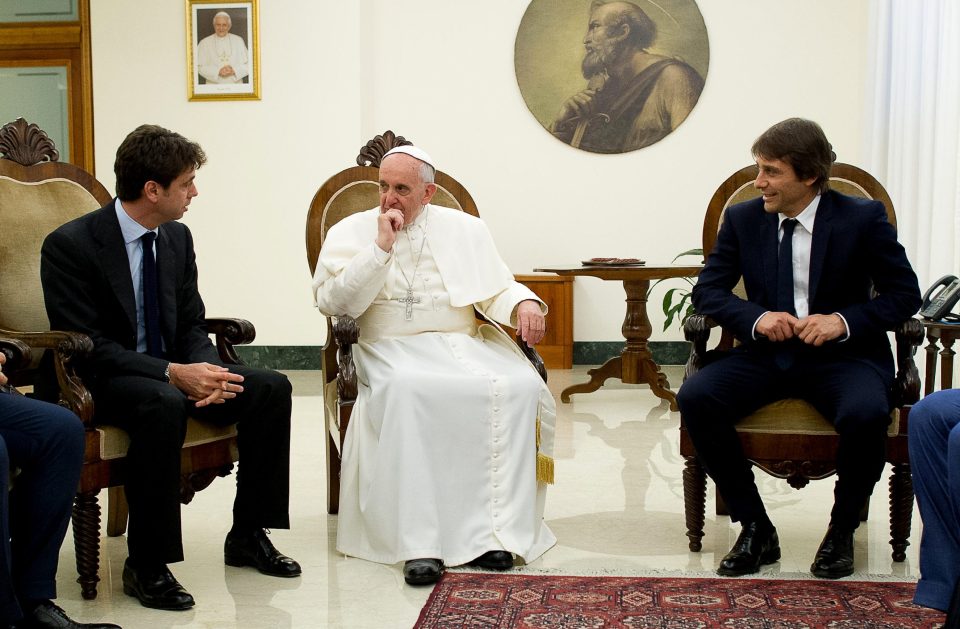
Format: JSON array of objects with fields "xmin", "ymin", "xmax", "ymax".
[{"xmin": 243, "ymin": 368, "xmax": 292, "ymax": 399}]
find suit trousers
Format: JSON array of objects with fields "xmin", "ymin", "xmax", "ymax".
[
  {"xmin": 93, "ymin": 364, "xmax": 292, "ymax": 566},
  {"xmin": 676, "ymin": 347, "xmax": 892, "ymax": 530},
  {"xmin": 908, "ymin": 389, "xmax": 960, "ymax": 613},
  {"xmin": 0, "ymin": 392, "xmax": 84, "ymax": 624}
]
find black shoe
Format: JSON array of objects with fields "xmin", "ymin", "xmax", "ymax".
[
  {"xmin": 18, "ymin": 601, "xmax": 121, "ymax": 629},
  {"xmin": 810, "ymin": 525, "xmax": 855, "ymax": 579},
  {"xmin": 403, "ymin": 558, "xmax": 443, "ymax": 586},
  {"xmin": 224, "ymin": 528, "xmax": 301, "ymax": 578},
  {"xmin": 717, "ymin": 521, "xmax": 781, "ymax": 576},
  {"xmin": 468, "ymin": 550, "xmax": 514, "ymax": 571},
  {"xmin": 121, "ymin": 560, "xmax": 195, "ymax": 610}
]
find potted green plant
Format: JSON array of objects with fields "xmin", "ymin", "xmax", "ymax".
[{"xmin": 649, "ymin": 248, "xmax": 703, "ymax": 331}]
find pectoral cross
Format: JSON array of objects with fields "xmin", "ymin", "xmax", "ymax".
[{"xmin": 397, "ymin": 288, "xmax": 420, "ymax": 320}]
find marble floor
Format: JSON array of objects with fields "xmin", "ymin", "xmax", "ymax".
[{"xmin": 50, "ymin": 366, "xmax": 923, "ymax": 628}]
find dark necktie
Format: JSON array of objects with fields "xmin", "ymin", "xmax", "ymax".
[
  {"xmin": 777, "ymin": 219, "xmax": 798, "ymax": 316},
  {"xmin": 141, "ymin": 232, "xmax": 163, "ymax": 358}
]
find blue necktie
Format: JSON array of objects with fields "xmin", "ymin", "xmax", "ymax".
[
  {"xmin": 141, "ymin": 232, "xmax": 163, "ymax": 358},
  {"xmin": 777, "ymin": 219, "xmax": 798, "ymax": 316}
]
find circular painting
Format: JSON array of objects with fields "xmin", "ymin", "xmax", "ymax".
[{"xmin": 515, "ymin": 0, "xmax": 709, "ymax": 154}]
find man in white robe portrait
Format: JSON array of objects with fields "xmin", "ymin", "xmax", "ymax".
[
  {"xmin": 196, "ymin": 11, "xmax": 249, "ymax": 85},
  {"xmin": 312, "ymin": 145, "xmax": 557, "ymax": 586}
]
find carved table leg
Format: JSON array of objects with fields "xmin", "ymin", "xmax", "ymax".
[
  {"xmin": 621, "ymin": 279, "xmax": 679, "ymax": 410},
  {"xmin": 559, "ymin": 279, "xmax": 679, "ymax": 409},
  {"xmin": 559, "ymin": 356, "xmax": 622, "ymax": 403},
  {"xmin": 73, "ymin": 491, "xmax": 101, "ymax": 600},
  {"xmin": 924, "ymin": 330, "xmax": 939, "ymax": 396},
  {"xmin": 683, "ymin": 456, "xmax": 707, "ymax": 552},
  {"xmin": 940, "ymin": 334, "xmax": 956, "ymax": 392}
]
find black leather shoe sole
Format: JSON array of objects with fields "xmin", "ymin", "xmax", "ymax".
[
  {"xmin": 224, "ymin": 551, "xmax": 302, "ymax": 577},
  {"xmin": 122, "ymin": 583, "xmax": 195, "ymax": 611},
  {"xmin": 717, "ymin": 546, "xmax": 781, "ymax": 577},
  {"xmin": 810, "ymin": 562, "xmax": 854, "ymax": 579},
  {"xmin": 469, "ymin": 551, "xmax": 514, "ymax": 571},
  {"xmin": 403, "ymin": 559, "xmax": 443, "ymax": 586}
]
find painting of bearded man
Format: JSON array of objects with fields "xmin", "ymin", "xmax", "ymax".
[{"xmin": 515, "ymin": 0, "xmax": 708, "ymax": 154}]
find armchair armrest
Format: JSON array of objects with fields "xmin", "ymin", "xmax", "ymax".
[
  {"xmin": 0, "ymin": 328, "xmax": 94, "ymax": 424},
  {"xmin": 516, "ymin": 334, "xmax": 547, "ymax": 383},
  {"xmin": 332, "ymin": 316, "xmax": 359, "ymax": 403},
  {"xmin": 205, "ymin": 318, "xmax": 256, "ymax": 366},
  {"xmin": 683, "ymin": 314, "xmax": 716, "ymax": 381},
  {"xmin": 327, "ymin": 314, "xmax": 548, "ymax": 406},
  {"xmin": 0, "ymin": 337, "xmax": 30, "ymax": 394},
  {"xmin": 892, "ymin": 318, "xmax": 924, "ymax": 408}
]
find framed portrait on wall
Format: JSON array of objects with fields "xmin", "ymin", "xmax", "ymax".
[{"xmin": 186, "ymin": 0, "xmax": 260, "ymax": 101}]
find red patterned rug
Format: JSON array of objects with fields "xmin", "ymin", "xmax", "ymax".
[{"xmin": 414, "ymin": 572, "xmax": 946, "ymax": 628}]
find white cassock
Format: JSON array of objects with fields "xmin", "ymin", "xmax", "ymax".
[
  {"xmin": 312, "ymin": 204, "xmax": 557, "ymax": 566},
  {"xmin": 196, "ymin": 32, "xmax": 249, "ymax": 84}
]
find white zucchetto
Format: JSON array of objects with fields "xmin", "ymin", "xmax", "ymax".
[{"xmin": 383, "ymin": 145, "xmax": 435, "ymax": 169}]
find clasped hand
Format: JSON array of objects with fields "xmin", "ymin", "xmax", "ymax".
[
  {"xmin": 376, "ymin": 208, "xmax": 405, "ymax": 252},
  {"xmin": 757, "ymin": 312, "xmax": 845, "ymax": 346},
  {"xmin": 168, "ymin": 362, "xmax": 244, "ymax": 407}
]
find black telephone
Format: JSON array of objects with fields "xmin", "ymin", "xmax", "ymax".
[{"xmin": 921, "ymin": 275, "xmax": 960, "ymax": 320}]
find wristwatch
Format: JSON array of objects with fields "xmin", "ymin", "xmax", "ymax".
[{"xmin": 163, "ymin": 363, "xmax": 171, "ymax": 383}]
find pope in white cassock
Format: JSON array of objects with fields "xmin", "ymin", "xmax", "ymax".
[
  {"xmin": 196, "ymin": 11, "xmax": 249, "ymax": 85},
  {"xmin": 312, "ymin": 145, "xmax": 557, "ymax": 586}
]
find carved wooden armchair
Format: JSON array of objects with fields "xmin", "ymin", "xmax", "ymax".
[
  {"xmin": 679, "ymin": 162, "xmax": 923, "ymax": 561},
  {"xmin": 0, "ymin": 118, "xmax": 246, "ymax": 599},
  {"xmin": 306, "ymin": 131, "xmax": 546, "ymax": 514}
]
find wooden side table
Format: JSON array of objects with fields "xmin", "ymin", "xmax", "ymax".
[
  {"xmin": 920, "ymin": 319, "xmax": 960, "ymax": 394},
  {"xmin": 512, "ymin": 274, "xmax": 573, "ymax": 369},
  {"xmin": 534, "ymin": 263, "xmax": 702, "ymax": 410}
]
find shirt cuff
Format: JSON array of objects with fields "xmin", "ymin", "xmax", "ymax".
[
  {"xmin": 834, "ymin": 312, "xmax": 851, "ymax": 341},
  {"xmin": 751, "ymin": 312, "xmax": 769, "ymax": 340}
]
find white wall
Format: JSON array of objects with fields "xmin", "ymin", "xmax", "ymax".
[{"xmin": 89, "ymin": 0, "xmax": 871, "ymax": 346}]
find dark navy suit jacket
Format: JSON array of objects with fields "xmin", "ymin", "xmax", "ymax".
[
  {"xmin": 692, "ymin": 189, "xmax": 921, "ymax": 377},
  {"xmin": 40, "ymin": 201, "xmax": 220, "ymax": 392}
]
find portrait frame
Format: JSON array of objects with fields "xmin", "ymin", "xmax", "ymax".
[
  {"xmin": 515, "ymin": 0, "xmax": 709, "ymax": 154},
  {"xmin": 186, "ymin": 0, "xmax": 260, "ymax": 101}
]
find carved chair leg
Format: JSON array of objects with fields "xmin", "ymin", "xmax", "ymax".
[
  {"xmin": 683, "ymin": 456, "xmax": 707, "ymax": 552},
  {"xmin": 326, "ymin": 430, "xmax": 341, "ymax": 515},
  {"xmin": 106, "ymin": 486, "xmax": 128, "ymax": 537},
  {"xmin": 888, "ymin": 462, "xmax": 913, "ymax": 562},
  {"xmin": 72, "ymin": 491, "xmax": 101, "ymax": 600}
]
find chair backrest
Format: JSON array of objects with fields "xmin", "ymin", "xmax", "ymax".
[
  {"xmin": 305, "ymin": 130, "xmax": 479, "ymax": 276},
  {"xmin": 0, "ymin": 118, "xmax": 112, "ymax": 334},
  {"xmin": 702, "ymin": 162, "xmax": 896, "ymax": 261}
]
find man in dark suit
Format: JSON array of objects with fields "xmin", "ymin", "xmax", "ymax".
[
  {"xmin": 1, "ymin": 351, "xmax": 120, "ymax": 629},
  {"xmin": 39, "ymin": 125, "xmax": 300, "ymax": 611},
  {"xmin": 677, "ymin": 118, "xmax": 921, "ymax": 579}
]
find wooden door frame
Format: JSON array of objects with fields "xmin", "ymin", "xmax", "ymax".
[{"xmin": 0, "ymin": 0, "xmax": 94, "ymax": 171}]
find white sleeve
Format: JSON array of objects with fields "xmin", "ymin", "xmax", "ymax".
[
  {"xmin": 476, "ymin": 281, "xmax": 545, "ymax": 327},
  {"xmin": 196, "ymin": 38, "xmax": 221, "ymax": 83},
  {"xmin": 313, "ymin": 242, "xmax": 391, "ymax": 319},
  {"xmin": 232, "ymin": 36, "xmax": 250, "ymax": 80}
]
